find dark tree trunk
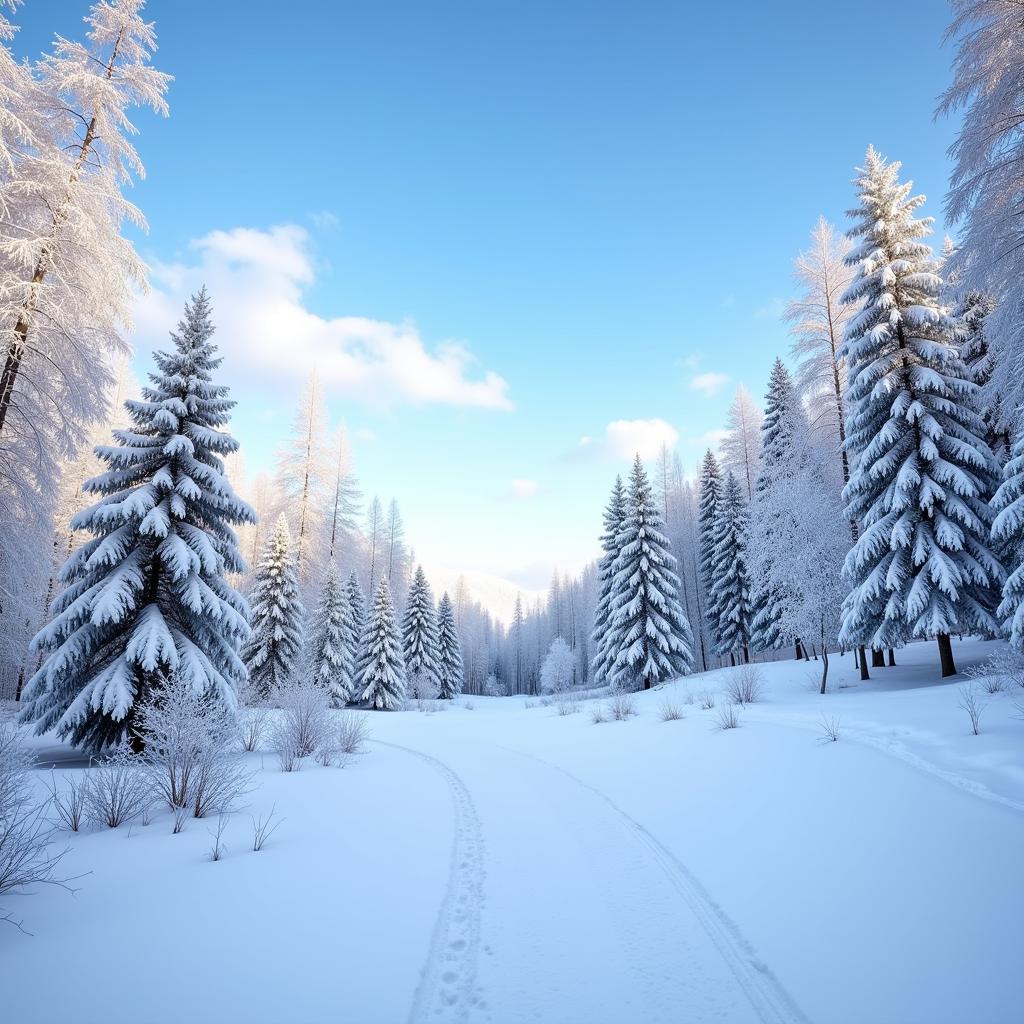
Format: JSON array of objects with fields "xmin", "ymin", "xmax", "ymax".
[
  {"xmin": 858, "ymin": 645, "xmax": 870, "ymax": 680},
  {"xmin": 887, "ymin": 648, "xmax": 896, "ymax": 667},
  {"xmin": 871, "ymin": 648, "xmax": 885, "ymax": 668},
  {"xmin": 937, "ymin": 633, "xmax": 957, "ymax": 678},
  {"xmin": 794, "ymin": 639, "xmax": 804, "ymax": 660},
  {"xmin": 820, "ymin": 649, "xmax": 829, "ymax": 695}
]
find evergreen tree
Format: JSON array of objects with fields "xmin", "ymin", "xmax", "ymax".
[
  {"xmin": 606, "ymin": 455, "xmax": 694, "ymax": 690},
  {"xmin": 436, "ymin": 591, "xmax": 464, "ymax": 699},
  {"xmin": 710, "ymin": 472, "xmax": 754, "ymax": 663},
  {"xmin": 838, "ymin": 148, "xmax": 1003, "ymax": 676},
  {"xmin": 750, "ymin": 359, "xmax": 799, "ymax": 652},
  {"xmin": 590, "ymin": 475, "xmax": 626, "ymax": 685},
  {"xmin": 20, "ymin": 289, "xmax": 255, "ymax": 749},
  {"xmin": 308, "ymin": 560, "xmax": 356, "ymax": 706},
  {"xmin": 243, "ymin": 515, "xmax": 305, "ymax": 701},
  {"xmin": 993, "ymin": 440, "xmax": 1024, "ymax": 650},
  {"xmin": 401, "ymin": 565, "xmax": 441, "ymax": 698},
  {"xmin": 697, "ymin": 450, "xmax": 724, "ymax": 649},
  {"xmin": 347, "ymin": 569, "xmax": 366, "ymax": 651},
  {"xmin": 358, "ymin": 574, "xmax": 406, "ymax": 710}
]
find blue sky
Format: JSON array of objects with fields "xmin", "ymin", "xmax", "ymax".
[{"xmin": 17, "ymin": 0, "xmax": 959, "ymax": 607}]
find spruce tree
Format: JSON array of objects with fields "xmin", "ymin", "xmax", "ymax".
[
  {"xmin": 838, "ymin": 148, "xmax": 1004, "ymax": 676},
  {"xmin": 993, "ymin": 439, "xmax": 1024, "ymax": 649},
  {"xmin": 590, "ymin": 475, "xmax": 626, "ymax": 685},
  {"xmin": 401, "ymin": 565, "xmax": 441, "ymax": 698},
  {"xmin": 243, "ymin": 515, "xmax": 305, "ymax": 701},
  {"xmin": 697, "ymin": 450, "xmax": 724, "ymax": 649},
  {"xmin": 20, "ymin": 289, "xmax": 255, "ymax": 750},
  {"xmin": 710, "ymin": 472, "xmax": 754, "ymax": 664},
  {"xmin": 358, "ymin": 575, "xmax": 406, "ymax": 710},
  {"xmin": 309, "ymin": 560, "xmax": 356, "ymax": 706},
  {"xmin": 436, "ymin": 592, "xmax": 464, "ymax": 699},
  {"xmin": 750, "ymin": 359, "xmax": 799, "ymax": 653},
  {"xmin": 606, "ymin": 455, "xmax": 694, "ymax": 690},
  {"xmin": 347, "ymin": 568, "xmax": 366, "ymax": 661}
]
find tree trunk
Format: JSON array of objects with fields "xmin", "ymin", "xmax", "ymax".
[
  {"xmin": 887, "ymin": 648, "xmax": 896, "ymax": 667},
  {"xmin": 871, "ymin": 648, "xmax": 885, "ymax": 668},
  {"xmin": 794, "ymin": 639, "xmax": 804, "ymax": 660},
  {"xmin": 819, "ymin": 649, "xmax": 829, "ymax": 695},
  {"xmin": 858, "ymin": 645, "xmax": 870, "ymax": 681},
  {"xmin": 937, "ymin": 633, "xmax": 957, "ymax": 678},
  {"xmin": 742, "ymin": 644, "xmax": 750, "ymax": 665}
]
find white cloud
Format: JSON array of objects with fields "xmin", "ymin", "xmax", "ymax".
[
  {"xmin": 132, "ymin": 224, "xmax": 513, "ymax": 411},
  {"xmin": 604, "ymin": 419, "xmax": 679, "ymax": 460},
  {"xmin": 510, "ymin": 478, "xmax": 540, "ymax": 499},
  {"xmin": 689, "ymin": 371, "xmax": 730, "ymax": 398},
  {"xmin": 309, "ymin": 210, "xmax": 340, "ymax": 230}
]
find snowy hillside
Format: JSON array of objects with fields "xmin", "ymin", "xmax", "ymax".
[{"xmin": 6, "ymin": 636, "xmax": 1022, "ymax": 1024}]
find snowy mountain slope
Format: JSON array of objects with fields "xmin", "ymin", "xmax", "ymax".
[{"xmin": 5, "ymin": 636, "xmax": 1023, "ymax": 1024}]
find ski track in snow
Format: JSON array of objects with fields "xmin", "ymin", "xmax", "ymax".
[
  {"xmin": 373, "ymin": 740, "xmax": 486, "ymax": 1024},
  {"xmin": 500, "ymin": 745, "xmax": 813, "ymax": 1024}
]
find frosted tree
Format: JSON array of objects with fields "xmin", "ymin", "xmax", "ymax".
[
  {"xmin": 436, "ymin": 591, "xmax": 464, "ymax": 699},
  {"xmin": 606, "ymin": 455, "xmax": 693, "ymax": 690},
  {"xmin": 540, "ymin": 637, "xmax": 575, "ymax": 694},
  {"xmin": 401, "ymin": 565, "xmax": 441, "ymax": 699},
  {"xmin": 308, "ymin": 560, "xmax": 356, "ymax": 706},
  {"xmin": 785, "ymin": 217, "xmax": 855, "ymax": 491},
  {"xmin": 697, "ymin": 450, "xmax": 724, "ymax": 652},
  {"xmin": 838, "ymin": 148, "xmax": 1003, "ymax": 677},
  {"xmin": 721, "ymin": 385, "xmax": 763, "ymax": 502},
  {"xmin": 274, "ymin": 372, "xmax": 329, "ymax": 584},
  {"xmin": 242, "ymin": 515, "xmax": 304, "ymax": 702},
  {"xmin": 346, "ymin": 568, "xmax": 366, "ymax": 647},
  {"xmin": 938, "ymin": 1, "xmax": 1024, "ymax": 429},
  {"xmin": 709, "ymin": 472, "xmax": 753, "ymax": 664},
  {"xmin": 19, "ymin": 289, "xmax": 255, "ymax": 750},
  {"xmin": 358, "ymin": 574, "xmax": 406, "ymax": 710},
  {"xmin": 0, "ymin": 0, "xmax": 170, "ymax": 494},
  {"xmin": 323, "ymin": 425, "xmax": 361, "ymax": 563},
  {"xmin": 364, "ymin": 496, "xmax": 384, "ymax": 594},
  {"xmin": 590, "ymin": 475, "xmax": 626, "ymax": 685}
]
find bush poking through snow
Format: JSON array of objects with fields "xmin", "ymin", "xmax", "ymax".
[
  {"xmin": 683, "ymin": 689, "xmax": 695, "ymax": 706},
  {"xmin": 818, "ymin": 715, "xmax": 841, "ymax": 742},
  {"xmin": 659, "ymin": 698, "xmax": 685, "ymax": 722},
  {"xmin": 251, "ymin": 806, "xmax": 283, "ymax": 852},
  {"xmin": 958, "ymin": 684, "xmax": 984, "ymax": 736},
  {"xmin": 274, "ymin": 682, "xmax": 333, "ymax": 762},
  {"xmin": 238, "ymin": 705, "xmax": 269, "ymax": 753},
  {"xmin": 556, "ymin": 695, "xmax": 580, "ymax": 717},
  {"xmin": 208, "ymin": 814, "xmax": 229, "ymax": 862},
  {"xmin": 716, "ymin": 704, "xmax": 741, "ymax": 730},
  {"xmin": 591, "ymin": 704, "xmax": 607, "ymax": 724},
  {"xmin": 172, "ymin": 805, "xmax": 189, "ymax": 835},
  {"xmin": 85, "ymin": 749, "xmax": 152, "ymax": 829},
  {"xmin": 46, "ymin": 771, "xmax": 88, "ymax": 832},
  {"xmin": 336, "ymin": 713, "xmax": 369, "ymax": 756},
  {"xmin": 463, "ymin": 700, "xmax": 475, "ymax": 711},
  {"xmin": 726, "ymin": 664, "xmax": 763, "ymax": 706},
  {"xmin": 608, "ymin": 694, "xmax": 637, "ymax": 721},
  {"xmin": 699, "ymin": 691, "xmax": 716, "ymax": 711},
  {"xmin": 968, "ymin": 647, "xmax": 1024, "ymax": 692},
  {"xmin": 1, "ymin": 725, "xmax": 66, "ymax": 928}
]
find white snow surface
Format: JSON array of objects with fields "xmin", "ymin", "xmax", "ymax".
[{"xmin": 5, "ymin": 636, "xmax": 1023, "ymax": 1024}]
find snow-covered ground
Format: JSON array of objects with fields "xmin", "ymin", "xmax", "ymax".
[{"xmin": 5, "ymin": 636, "xmax": 1023, "ymax": 1024}]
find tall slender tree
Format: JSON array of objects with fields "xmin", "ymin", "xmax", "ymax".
[
  {"xmin": 721, "ymin": 386, "xmax": 763, "ymax": 502},
  {"xmin": 20, "ymin": 289, "xmax": 254, "ymax": 749},
  {"xmin": 606, "ymin": 455, "xmax": 693, "ymax": 690},
  {"xmin": 698, "ymin": 450, "xmax": 724, "ymax": 653},
  {"xmin": 401, "ymin": 565, "xmax": 441, "ymax": 698},
  {"xmin": 709, "ymin": 472, "xmax": 753, "ymax": 664},
  {"xmin": 590, "ymin": 475, "xmax": 626, "ymax": 685},
  {"xmin": 308, "ymin": 560, "xmax": 356, "ymax": 706},
  {"xmin": 436, "ymin": 591, "xmax": 464, "ymax": 699},
  {"xmin": 838, "ymin": 148, "xmax": 1003, "ymax": 677},
  {"xmin": 358, "ymin": 574, "xmax": 406, "ymax": 710}
]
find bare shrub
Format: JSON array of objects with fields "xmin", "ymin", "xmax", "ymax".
[
  {"xmin": 683, "ymin": 689, "xmax": 695, "ymax": 706},
  {"xmin": 716, "ymin": 704, "xmax": 740, "ymax": 730},
  {"xmin": 659, "ymin": 698, "xmax": 685, "ymax": 722},
  {"xmin": 980, "ymin": 675, "xmax": 1006, "ymax": 695},
  {"xmin": 608, "ymin": 694, "xmax": 636, "ymax": 721},
  {"xmin": 251, "ymin": 805, "xmax": 283, "ymax": 852},
  {"xmin": 726, "ymin": 664, "xmax": 763, "ymax": 706},
  {"xmin": 555, "ymin": 695, "xmax": 579, "ymax": 716},
  {"xmin": 699, "ymin": 691, "xmax": 716, "ymax": 711},
  {"xmin": 208, "ymin": 814, "xmax": 229, "ymax": 862},
  {"xmin": 171, "ymin": 805, "xmax": 189, "ymax": 834},
  {"xmin": 85, "ymin": 749, "xmax": 152, "ymax": 829},
  {"xmin": 46, "ymin": 771, "xmax": 88, "ymax": 832},
  {"xmin": 818, "ymin": 714, "xmax": 841, "ymax": 742},
  {"xmin": 591, "ymin": 704, "xmax": 607, "ymax": 724},
  {"xmin": 273, "ymin": 681, "xmax": 333, "ymax": 766},
  {"xmin": 336, "ymin": 712, "xmax": 369, "ymax": 756},
  {"xmin": 238, "ymin": 705, "xmax": 269, "ymax": 752},
  {"xmin": 968, "ymin": 647, "xmax": 1024, "ymax": 692},
  {"xmin": 1, "ymin": 725, "xmax": 67, "ymax": 928},
  {"xmin": 958, "ymin": 684, "xmax": 984, "ymax": 736}
]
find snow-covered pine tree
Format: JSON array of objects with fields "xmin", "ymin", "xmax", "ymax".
[
  {"xmin": 401, "ymin": 565, "xmax": 441, "ymax": 699},
  {"xmin": 242, "ymin": 514, "xmax": 305, "ymax": 701},
  {"xmin": 606, "ymin": 455, "xmax": 693, "ymax": 690},
  {"xmin": 590, "ymin": 475, "xmax": 626, "ymax": 685},
  {"xmin": 347, "ymin": 569, "xmax": 366, "ymax": 643},
  {"xmin": 697, "ymin": 450, "xmax": 724, "ymax": 651},
  {"xmin": 358, "ymin": 574, "xmax": 406, "ymax": 710},
  {"xmin": 993, "ymin": 440, "xmax": 1024, "ymax": 649},
  {"xmin": 838, "ymin": 147, "xmax": 1004, "ymax": 677},
  {"xmin": 709, "ymin": 472, "xmax": 754, "ymax": 664},
  {"xmin": 308, "ymin": 560, "xmax": 356, "ymax": 706},
  {"xmin": 749, "ymin": 358, "xmax": 800, "ymax": 654},
  {"xmin": 436, "ymin": 591, "xmax": 464, "ymax": 699},
  {"xmin": 19, "ymin": 289, "xmax": 255, "ymax": 749}
]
